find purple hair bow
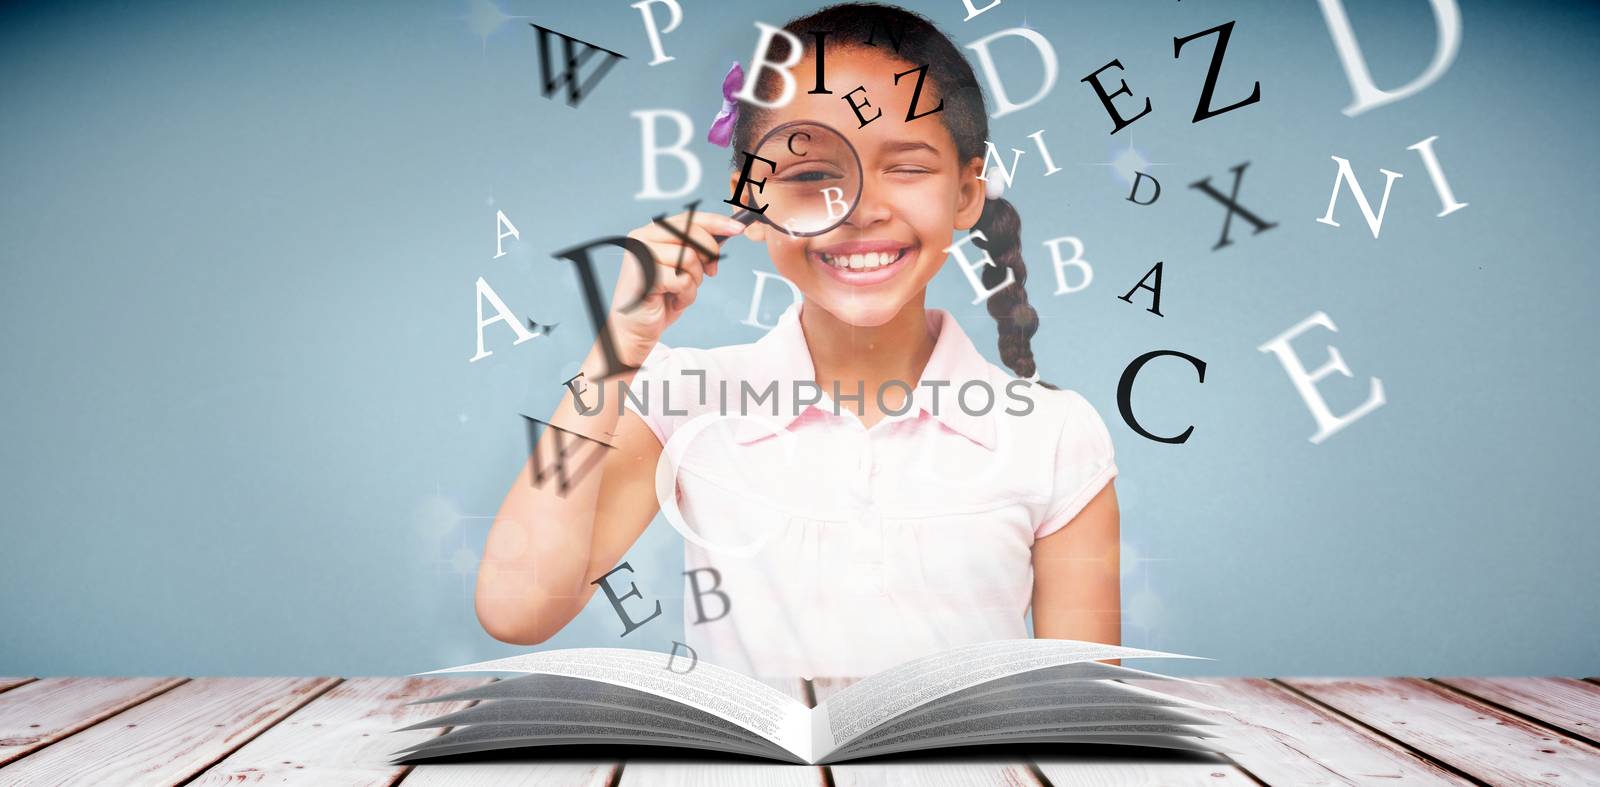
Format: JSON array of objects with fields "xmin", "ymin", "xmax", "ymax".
[{"xmin": 707, "ymin": 62, "xmax": 743, "ymax": 147}]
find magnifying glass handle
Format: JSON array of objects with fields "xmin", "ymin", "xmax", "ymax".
[{"xmin": 712, "ymin": 209, "xmax": 760, "ymax": 241}]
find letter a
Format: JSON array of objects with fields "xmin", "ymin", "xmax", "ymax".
[{"xmin": 470, "ymin": 276, "xmax": 540, "ymax": 363}]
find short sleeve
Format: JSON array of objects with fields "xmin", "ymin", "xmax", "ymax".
[
  {"xmin": 1033, "ymin": 391, "xmax": 1118, "ymax": 539},
  {"xmin": 621, "ymin": 342, "xmax": 680, "ymax": 447}
]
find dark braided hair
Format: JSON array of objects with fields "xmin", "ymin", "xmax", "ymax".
[{"xmin": 730, "ymin": 2, "xmax": 1052, "ymax": 387}]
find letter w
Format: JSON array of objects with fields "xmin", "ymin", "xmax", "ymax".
[{"xmin": 531, "ymin": 24, "xmax": 627, "ymax": 108}]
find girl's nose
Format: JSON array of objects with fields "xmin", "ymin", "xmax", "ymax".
[{"xmin": 845, "ymin": 180, "xmax": 892, "ymax": 228}]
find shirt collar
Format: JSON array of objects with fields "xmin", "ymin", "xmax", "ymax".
[{"xmin": 731, "ymin": 302, "xmax": 999, "ymax": 450}]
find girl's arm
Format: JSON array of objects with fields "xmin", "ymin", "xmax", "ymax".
[
  {"xmin": 473, "ymin": 350, "xmax": 665, "ymax": 645},
  {"xmin": 1031, "ymin": 481, "xmax": 1122, "ymax": 658},
  {"xmin": 474, "ymin": 210, "xmax": 745, "ymax": 645}
]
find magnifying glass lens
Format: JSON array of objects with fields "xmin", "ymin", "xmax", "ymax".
[{"xmin": 752, "ymin": 122, "xmax": 862, "ymax": 237}]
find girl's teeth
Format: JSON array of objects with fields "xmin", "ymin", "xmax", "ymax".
[{"xmin": 821, "ymin": 250, "xmax": 901, "ymax": 270}]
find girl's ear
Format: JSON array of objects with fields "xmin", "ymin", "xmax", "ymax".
[
  {"xmin": 730, "ymin": 170, "xmax": 769, "ymax": 242},
  {"xmin": 954, "ymin": 156, "xmax": 986, "ymax": 231}
]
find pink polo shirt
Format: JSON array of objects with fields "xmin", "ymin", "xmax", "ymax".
[{"xmin": 625, "ymin": 302, "xmax": 1117, "ymax": 679}]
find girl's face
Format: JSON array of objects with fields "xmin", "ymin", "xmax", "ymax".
[{"xmin": 734, "ymin": 46, "xmax": 986, "ymax": 328}]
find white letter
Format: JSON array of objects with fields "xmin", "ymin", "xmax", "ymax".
[
  {"xmin": 742, "ymin": 270, "xmax": 801, "ymax": 329},
  {"xmin": 1257, "ymin": 311, "xmax": 1385, "ymax": 444},
  {"xmin": 1044, "ymin": 236, "xmax": 1092, "ymax": 295},
  {"xmin": 1315, "ymin": 0, "xmax": 1461, "ymax": 117},
  {"xmin": 977, "ymin": 141, "xmax": 1026, "ymax": 189},
  {"xmin": 735, "ymin": 22, "xmax": 804, "ymax": 110},
  {"xmin": 946, "ymin": 230, "xmax": 1015, "ymax": 305},
  {"xmin": 493, "ymin": 210, "xmax": 520, "ymax": 259},
  {"xmin": 632, "ymin": 109, "xmax": 701, "ymax": 200},
  {"xmin": 631, "ymin": 0, "xmax": 682, "ymax": 67},
  {"xmin": 962, "ymin": 0, "xmax": 1001, "ymax": 21},
  {"xmin": 470, "ymin": 276, "xmax": 538, "ymax": 363},
  {"xmin": 964, "ymin": 27, "xmax": 1059, "ymax": 118},
  {"xmin": 1026, "ymin": 129, "xmax": 1061, "ymax": 176},
  {"xmin": 820, "ymin": 187, "xmax": 848, "ymax": 221},
  {"xmin": 657, "ymin": 413, "xmax": 796, "ymax": 556},
  {"xmin": 1316, "ymin": 156, "xmax": 1403, "ymax": 239},
  {"xmin": 1406, "ymin": 135, "xmax": 1468, "ymax": 218}
]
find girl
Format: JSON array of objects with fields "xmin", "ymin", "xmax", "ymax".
[{"xmin": 476, "ymin": 3, "xmax": 1121, "ymax": 680}]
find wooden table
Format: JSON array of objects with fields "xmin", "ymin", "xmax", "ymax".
[{"xmin": 0, "ymin": 674, "xmax": 1596, "ymax": 785}]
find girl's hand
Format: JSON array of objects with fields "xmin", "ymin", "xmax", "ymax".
[{"xmin": 606, "ymin": 210, "xmax": 748, "ymax": 367}]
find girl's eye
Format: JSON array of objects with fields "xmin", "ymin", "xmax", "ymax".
[
  {"xmin": 890, "ymin": 167, "xmax": 933, "ymax": 176},
  {"xmin": 779, "ymin": 170, "xmax": 841, "ymax": 183}
]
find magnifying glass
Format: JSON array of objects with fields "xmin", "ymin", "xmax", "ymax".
[{"xmin": 714, "ymin": 120, "xmax": 863, "ymax": 239}]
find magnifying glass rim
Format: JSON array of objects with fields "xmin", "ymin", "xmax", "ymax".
[{"xmin": 749, "ymin": 119, "xmax": 863, "ymax": 238}]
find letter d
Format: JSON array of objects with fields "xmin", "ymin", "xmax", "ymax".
[{"xmin": 666, "ymin": 641, "xmax": 699, "ymax": 674}]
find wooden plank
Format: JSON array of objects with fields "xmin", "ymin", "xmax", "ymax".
[
  {"xmin": 0, "ymin": 676, "xmax": 335, "ymax": 786},
  {"xmin": 1284, "ymin": 677, "xmax": 1600, "ymax": 785},
  {"xmin": 814, "ymin": 677, "xmax": 1043, "ymax": 787},
  {"xmin": 0, "ymin": 678, "xmax": 35, "ymax": 694},
  {"xmin": 401, "ymin": 762, "xmax": 617, "ymax": 787},
  {"xmin": 619, "ymin": 676, "xmax": 824, "ymax": 787},
  {"xmin": 620, "ymin": 761, "xmax": 825, "ymax": 787},
  {"xmin": 1156, "ymin": 677, "xmax": 1470, "ymax": 784},
  {"xmin": 1434, "ymin": 677, "xmax": 1600, "ymax": 745},
  {"xmin": 0, "ymin": 677, "xmax": 185, "ymax": 767},
  {"xmin": 190, "ymin": 677, "xmax": 490, "ymax": 785},
  {"xmin": 1033, "ymin": 758, "xmax": 1253, "ymax": 786}
]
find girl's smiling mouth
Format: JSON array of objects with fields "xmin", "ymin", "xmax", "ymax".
[{"xmin": 809, "ymin": 239, "xmax": 917, "ymax": 285}]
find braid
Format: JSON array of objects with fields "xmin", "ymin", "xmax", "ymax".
[{"xmin": 974, "ymin": 197, "xmax": 1056, "ymax": 389}]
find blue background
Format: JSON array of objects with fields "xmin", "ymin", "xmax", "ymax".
[{"xmin": 2, "ymin": 0, "xmax": 1596, "ymax": 677}]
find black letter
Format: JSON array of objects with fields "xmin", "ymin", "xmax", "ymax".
[
  {"xmin": 1173, "ymin": 21, "xmax": 1260, "ymax": 123},
  {"xmin": 1126, "ymin": 171, "xmax": 1161, "ymax": 205},
  {"xmin": 522, "ymin": 416, "xmax": 615, "ymax": 495},
  {"xmin": 893, "ymin": 64, "xmax": 945, "ymax": 122},
  {"xmin": 684, "ymin": 567, "xmax": 731, "ymax": 624},
  {"xmin": 807, "ymin": 31, "xmax": 832, "ymax": 94},
  {"xmin": 666, "ymin": 641, "xmax": 699, "ymax": 674},
  {"xmin": 651, "ymin": 199, "xmax": 722, "ymax": 274},
  {"xmin": 590, "ymin": 562, "xmax": 662, "ymax": 636},
  {"xmin": 1117, "ymin": 350, "xmax": 1207, "ymax": 444},
  {"xmin": 552, "ymin": 236, "xmax": 657, "ymax": 380},
  {"xmin": 726, "ymin": 152, "xmax": 778, "ymax": 214},
  {"xmin": 1189, "ymin": 161, "xmax": 1276, "ymax": 250},
  {"xmin": 864, "ymin": 14, "xmax": 902, "ymax": 52},
  {"xmin": 843, "ymin": 86, "xmax": 881, "ymax": 128},
  {"xmin": 1118, "ymin": 261, "xmax": 1165, "ymax": 317},
  {"xmin": 530, "ymin": 24, "xmax": 627, "ymax": 108},
  {"xmin": 1080, "ymin": 59, "xmax": 1151, "ymax": 134}
]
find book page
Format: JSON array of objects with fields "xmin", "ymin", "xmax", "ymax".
[
  {"xmin": 405, "ymin": 673, "xmax": 776, "ymax": 750},
  {"xmin": 423, "ymin": 648, "xmax": 813, "ymax": 758},
  {"xmin": 816, "ymin": 639, "xmax": 1197, "ymax": 751},
  {"xmin": 834, "ymin": 680, "xmax": 1213, "ymax": 754}
]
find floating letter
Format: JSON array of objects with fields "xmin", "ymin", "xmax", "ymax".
[
  {"xmin": 1315, "ymin": 156, "xmax": 1403, "ymax": 239},
  {"xmin": 631, "ymin": 0, "xmax": 682, "ymax": 66},
  {"xmin": 1257, "ymin": 311, "xmax": 1386, "ymax": 444},
  {"xmin": 965, "ymin": 28, "xmax": 1059, "ymax": 118},
  {"xmin": 633, "ymin": 109, "xmax": 701, "ymax": 200},
  {"xmin": 1315, "ymin": 0, "xmax": 1461, "ymax": 117},
  {"xmin": 531, "ymin": 24, "xmax": 626, "ymax": 108},
  {"xmin": 590, "ymin": 562, "xmax": 662, "ymax": 636}
]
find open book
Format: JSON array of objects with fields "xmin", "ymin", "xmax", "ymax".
[{"xmin": 392, "ymin": 639, "xmax": 1226, "ymax": 765}]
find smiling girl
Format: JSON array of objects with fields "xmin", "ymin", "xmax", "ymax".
[{"xmin": 476, "ymin": 3, "xmax": 1120, "ymax": 679}]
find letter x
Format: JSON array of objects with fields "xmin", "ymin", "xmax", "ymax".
[
  {"xmin": 651, "ymin": 200, "xmax": 722, "ymax": 274},
  {"xmin": 1189, "ymin": 161, "xmax": 1277, "ymax": 251}
]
